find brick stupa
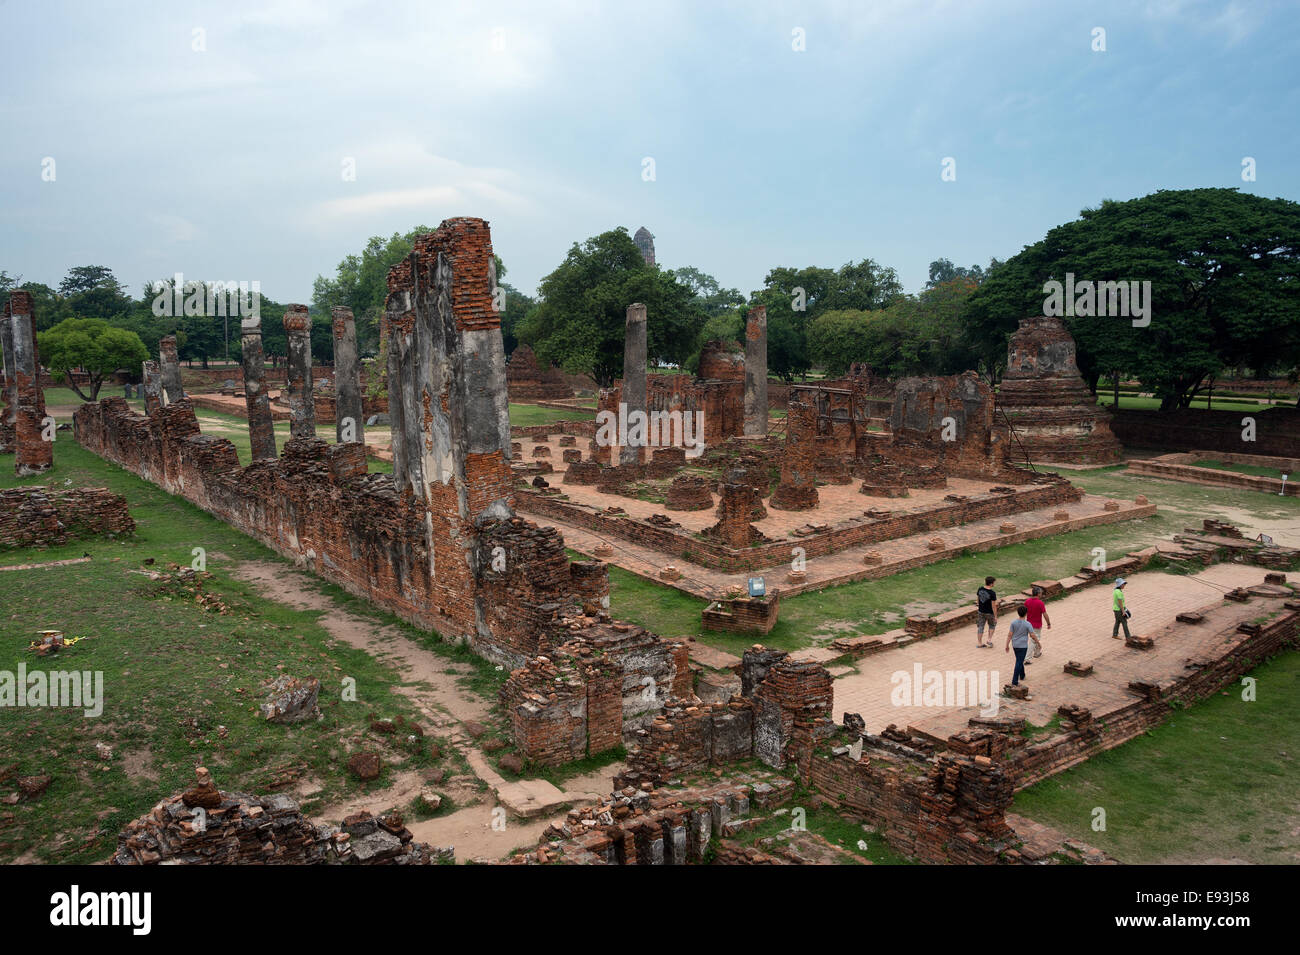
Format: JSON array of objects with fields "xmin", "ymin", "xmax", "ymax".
[{"xmin": 997, "ymin": 316, "xmax": 1123, "ymax": 465}]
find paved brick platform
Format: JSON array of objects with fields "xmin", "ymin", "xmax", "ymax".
[
  {"xmin": 830, "ymin": 563, "xmax": 1274, "ymax": 737},
  {"xmin": 540, "ymin": 491, "xmax": 1153, "ymax": 600}
]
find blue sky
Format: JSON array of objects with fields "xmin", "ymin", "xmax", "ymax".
[{"xmin": 1, "ymin": 0, "xmax": 1297, "ymax": 303}]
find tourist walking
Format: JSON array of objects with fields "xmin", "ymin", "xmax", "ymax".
[
  {"xmin": 1112, "ymin": 577, "xmax": 1132, "ymax": 640},
  {"xmin": 1023, "ymin": 585, "xmax": 1051, "ymax": 662},
  {"xmin": 1005, "ymin": 605, "xmax": 1033, "ymax": 686},
  {"xmin": 975, "ymin": 576, "xmax": 998, "ymax": 647}
]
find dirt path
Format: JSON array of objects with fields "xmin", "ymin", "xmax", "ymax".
[{"xmin": 232, "ymin": 560, "xmax": 616, "ymax": 861}]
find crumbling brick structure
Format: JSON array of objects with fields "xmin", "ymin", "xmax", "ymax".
[
  {"xmin": 0, "ymin": 302, "xmax": 15, "ymax": 454},
  {"xmin": 5, "ymin": 291, "xmax": 52, "ymax": 475},
  {"xmin": 75, "ymin": 220, "xmax": 609, "ymax": 670},
  {"xmin": 0, "ymin": 486, "xmax": 135, "ymax": 548},
  {"xmin": 997, "ymin": 316, "xmax": 1122, "ymax": 464},
  {"xmin": 769, "ymin": 392, "xmax": 819, "ymax": 509},
  {"xmin": 744, "ymin": 305, "xmax": 768, "ymax": 436},
  {"xmin": 112, "ymin": 769, "xmax": 446, "ymax": 865},
  {"xmin": 239, "ymin": 317, "xmax": 277, "ymax": 460},
  {"xmin": 506, "ymin": 345, "xmax": 572, "ymax": 400},
  {"xmin": 703, "ymin": 483, "xmax": 766, "ymax": 547},
  {"xmin": 159, "ymin": 334, "xmax": 184, "ymax": 405}
]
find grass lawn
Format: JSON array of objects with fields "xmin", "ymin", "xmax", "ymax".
[
  {"xmin": 508, "ymin": 403, "xmax": 592, "ymax": 428},
  {"xmin": 1011, "ymin": 649, "xmax": 1300, "ymax": 863},
  {"xmin": 1097, "ymin": 394, "xmax": 1275, "ymax": 412},
  {"xmin": 0, "ymin": 440, "xmax": 478, "ymax": 863}
]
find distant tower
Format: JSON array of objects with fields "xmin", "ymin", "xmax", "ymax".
[{"xmin": 633, "ymin": 226, "xmax": 656, "ymax": 266}]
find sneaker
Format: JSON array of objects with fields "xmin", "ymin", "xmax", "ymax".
[{"xmin": 1025, "ymin": 659, "xmax": 1033, "ymax": 665}]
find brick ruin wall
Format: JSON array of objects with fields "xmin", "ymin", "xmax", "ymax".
[
  {"xmin": 0, "ymin": 486, "xmax": 135, "ymax": 549},
  {"xmin": 519, "ymin": 477, "xmax": 1081, "ymax": 572},
  {"xmin": 1111, "ymin": 407, "xmax": 1300, "ymax": 457},
  {"xmin": 507, "ymin": 344, "xmax": 573, "ymax": 400}
]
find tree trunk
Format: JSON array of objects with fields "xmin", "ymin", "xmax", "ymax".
[{"xmin": 1112, "ymin": 371, "xmax": 1119, "ymax": 409}]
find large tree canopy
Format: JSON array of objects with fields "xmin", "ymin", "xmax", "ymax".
[
  {"xmin": 38, "ymin": 317, "xmax": 150, "ymax": 401},
  {"xmin": 962, "ymin": 188, "xmax": 1300, "ymax": 408},
  {"xmin": 748, "ymin": 259, "xmax": 903, "ymax": 381},
  {"xmin": 808, "ymin": 277, "xmax": 980, "ymax": 378},
  {"xmin": 518, "ymin": 228, "xmax": 705, "ymax": 387}
]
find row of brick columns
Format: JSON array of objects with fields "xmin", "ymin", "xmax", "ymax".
[{"xmin": 1, "ymin": 291, "xmax": 52, "ymax": 476}]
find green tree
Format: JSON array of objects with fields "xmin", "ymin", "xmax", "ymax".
[
  {"xmin": 670, "ymin": 266, "xmax": 744, "ymax": 317},
  {"xmin": 518, "ymin": 228, "xmax": 705, "ymax": 386},
  {"xmin": 311, "ymin": 226, "xmax": 435, "ymax": 357},
  {"xmin": 962, "ymin": 188, "xmax": 1300, "ymax": 408},
  {"xmin": 57, "ymin": 265, "xmax": 132, "ymax": 320},
  {"xmin": 38, "ymin": 318, "xmax": 150, "ymax": 401},
  {"xmin": 749, "ymin": 258, "xmax": 903, "ymax": 380}
]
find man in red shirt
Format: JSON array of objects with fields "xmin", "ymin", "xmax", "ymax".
[{"xmin": 1023, "ymin": 585, "xmax": 1051, "ymax": 661}]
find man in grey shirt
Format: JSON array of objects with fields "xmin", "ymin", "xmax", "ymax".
[{"xmin": 1004, "ymin": 605, "xmax": 1033, "ymax": 687}]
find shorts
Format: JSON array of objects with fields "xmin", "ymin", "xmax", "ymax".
[{"xmin": 976, "ymin": 612, "xmax": 996, "ymax": 635}]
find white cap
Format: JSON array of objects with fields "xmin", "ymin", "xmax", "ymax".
[{"xmin": 1115, "ymin": 577, "xmax": 1127, "ymax": 586}]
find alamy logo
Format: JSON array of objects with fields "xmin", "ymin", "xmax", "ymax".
[
  {"xmin": 891, "ymin": 663, "xmax": 1000, "ymax": 716},
  {"xmin": 0, "ymin": 664, "xmax": 103, "ymax": 717},
  {"xmin": 151, "ymin": 272, "xmax": 261, "ymax": 319},
  {"xmin": 595, "ymin": 402, "xmax": 706, "ymax": 458},
  {"xmin": 1042, "ymin": 272, "xmax": 1151, "ymax": 327},
  {"xmin": 49, "ymin": 885, "xmax": 151, "ymax": 935}
]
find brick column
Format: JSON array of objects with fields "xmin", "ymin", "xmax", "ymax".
[
  {"xmin": 0, "ymin": 308, "xmax": 16, "ymax": 453},
  {"xmin": 385, "ymin": 217, "xmax": 514, "ymax": 640},
  {"xmin": 240, "ymin": 316, "xmax": 278, "ymax": 460},
  {"xmin": 282, "ymin": 306, "xmax": 315, "ymax": 440},
  {"xmin": 383, "ymin": 258, "xmax": 418, "ymax": 497},
  {"xmin": 158, "ymin": 335, "xmax": 184, "ymax": 405},
  {"xmin": 620, "ymin": 302, "xmax": 647, "ymax": 467},
  {"xmin": 744, "ymin": 304, "xmax": 768, "ymax": 436},
  {"xmin": 8, "ymin": 291, "xmax": 52, "ymax": 475},
  {"xmin": 141, "ymin": 360, "xmax": 163, "ymax": 416},
  {"xmin": 769, "ymin": 392, "xmax": 819, "ymax": 510},
  {"xmin": 331, "ymin": 306, "xmax": 365, "ymax": 446}
]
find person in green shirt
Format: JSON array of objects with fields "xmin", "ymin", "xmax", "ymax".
[{"xmin": 1111, "ymin": 577, "xmax": 1132, "ymax": 640}]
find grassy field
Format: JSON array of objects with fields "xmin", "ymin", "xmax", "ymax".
[
  {"xmin": 1096, "ymin": 394, "xmax": 1279, "ymax": 412},
  {"xmin": 1011, "ymin": 649, "xmax": 1300, "ymax": 864},
  {"xmin": 0, "ymin": 441, "xmax": 486, "ymax": 863},
  {"xmin": 507, "ymin": 402, "xmax": 592, "ymax": 428}
]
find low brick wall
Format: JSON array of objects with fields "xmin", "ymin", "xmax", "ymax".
[
  {"xmin": 1128, "ymin": 455, "xmax": 1298, "ymax": 496},
  {"xmin": 518, "ymin": 479, "xmax": 1083, "ymax": 573},
  {"xmin": 0, "ymin": 486, "xmax": 135, "ymax": 549}
]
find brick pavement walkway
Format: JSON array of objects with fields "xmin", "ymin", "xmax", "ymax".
[{"xmin": 830, "ymin": 563, "xmax": 1270, "ymax": 736}]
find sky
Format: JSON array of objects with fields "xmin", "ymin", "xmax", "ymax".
[{"xmin": 1, "ymin": 0, "xmax": 1297, "ymax": 303}]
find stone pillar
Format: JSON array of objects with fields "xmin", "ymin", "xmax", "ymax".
[
  {"xmin": 8, "ymin": 291, "xmax": 52, "ymax": 475},
  {"xmin": 282, "ymin": 305, "xmax": 315, "ymax": 440},
  {"xmin": 620, "ymin": 302, "xmax": 647, "ymax": 467},
  {"xmin": 383, "ymin": 258, "xmax": 418, "ymax": 497},
  {"xmin": 141, "ymin": 360, "xmax": 163, "ymax": 416},
  {"xmin": 240, "ymin": 316, "xmax": 278, "ymax": 460},
  {"xmin": 158, "ymin": 335, "xmax": 184, "ymax": 405},
  {"xmin": 0, "ymin": 307, "xmax": 16, "ymax": 453},
  {"xmin": 384, "ymin": 217, "xmax": 514, "ymax": 639},
  {"xmin": 744, "ymin": 305, "xmax": 768, "ymax": 436},
  {"xmin": 331, "ymin": 306, "xmax": 365, "ymax": 446}
]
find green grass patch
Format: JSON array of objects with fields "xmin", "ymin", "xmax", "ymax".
[{"xmin": 1011, "ymin": 650, "xmax": 1300, "ymax": 864}]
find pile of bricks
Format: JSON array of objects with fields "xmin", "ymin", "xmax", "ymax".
[
  {"xmin": 111, "ymin": 770, "xmax": 447, "ymax": 865},
  {"xmin": 0, "ymin": 487, "xmax": 134, "ymax": 549}
]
